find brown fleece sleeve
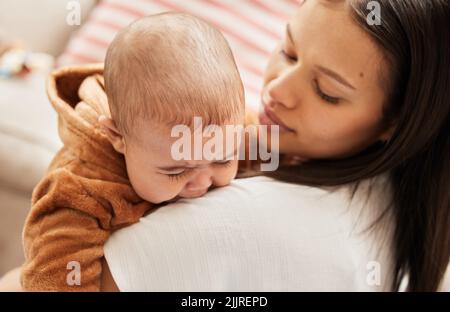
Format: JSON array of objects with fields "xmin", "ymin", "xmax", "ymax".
[
  {"xmin": 21, "ymin": 162, "xmax": 150, "ymax": 291},
  {"xmin": 21, "ymin": 67, "xmax": 151, "ymax": 291},
  {"xmin": 21, "ymin": 207, "xmax": 109, "ymax": 291}
]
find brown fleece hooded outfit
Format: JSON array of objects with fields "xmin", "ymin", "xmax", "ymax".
[{"xmin": 21, "ymin": 64, "xmax": 154, "ymax": 291}]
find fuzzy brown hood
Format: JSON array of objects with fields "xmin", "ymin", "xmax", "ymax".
[{"xmin": 47, "ymin": 63, "xmax": 123, "ymax": 176}]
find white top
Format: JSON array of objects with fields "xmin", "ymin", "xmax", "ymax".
[{"xmin": 104, "ymin": 175, "xmax": 395, "ymax": 291}]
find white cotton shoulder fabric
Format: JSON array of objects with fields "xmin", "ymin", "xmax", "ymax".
[{"xmin": 104, "ymin": 174, "xmax": 395, "ymax": 292}]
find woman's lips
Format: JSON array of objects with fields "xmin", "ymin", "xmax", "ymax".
[{"xmin": 258, "ymin": 104, "xmax": 295, "ymax": 133}]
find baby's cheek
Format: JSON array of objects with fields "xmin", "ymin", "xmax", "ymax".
[
  {"xmin": 149, "ymin": 179, "xmax": 185, "ymax": 202},
  {"xmin": 131, "ymin": 175, "xmax": 179, "ymax": 204},
  {"xmin": 214, "ymin": 161, "xmax": 239, "ymax": 186}
]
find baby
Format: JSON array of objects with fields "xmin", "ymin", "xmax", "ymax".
[
  {"xmin": 101, "ymin": 12, "xmax": 244, "ymax": 203},
  {"xmin": 21, "ymin": 12, "xmax": 244, "ymax": 291}
]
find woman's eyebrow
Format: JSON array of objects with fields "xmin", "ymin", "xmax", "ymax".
[
  {"xmin": 286, "ymin": 23, "xmax": 357, "ymax": 91},
  {"xmin": 315, "ymin": 65, "xmax": 356, "ymax": 90},
  {"xmin": 286, "ymin": 24, "xmax": 295, "ymax": 45}
]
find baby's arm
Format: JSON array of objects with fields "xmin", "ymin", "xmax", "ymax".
[
  {"xmin": 21, "ymin": 162, "xmax": 150, "ymax": 291},
  {"xmin": 22, "ymin": 206, "xmax": 109, "ymax": 291},
  {"xmin": 100, "ymin": 257, "xmax": 119, "ymax": 291}
]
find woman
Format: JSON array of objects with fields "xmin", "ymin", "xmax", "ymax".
[
  {"xmin": 262, "ymin": 0, "xmax": 450, "ymax": 291},
  {"xmin": 101, "ymin": 0, "xmax": 449, "ymax": 292}
]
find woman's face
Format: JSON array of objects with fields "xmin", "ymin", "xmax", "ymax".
[{"xmin": 260, "ymin": 0, "xmax": 392, "ymax": 160}]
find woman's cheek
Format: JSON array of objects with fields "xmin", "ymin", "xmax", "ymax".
[
  {"xmin": 308, "ymin": 117, "xmax": 373, "ymax": 158},
  {"xmin": 294, "ymin": 110, "xmax": 343, "ymax": 157}
]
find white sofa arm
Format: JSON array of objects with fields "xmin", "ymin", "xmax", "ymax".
[
  {"xmin": 0, "ymin": 72, "xmax": 62, "ymax": 193},
  {"xmin": 0, "ymin": 0, "xmax": 97, "ymax": 56}
]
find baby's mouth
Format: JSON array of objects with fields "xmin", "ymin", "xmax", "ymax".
[
  {"xmin": 180, "ymin": 188, "xmax": 209, "ymax": 199},
  {"xmin": 258, "ymin": 104, "xmax": 296, "ymax": 133}
]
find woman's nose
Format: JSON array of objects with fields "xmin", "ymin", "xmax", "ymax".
[{"xmin": 266, "ymin": 68, "xmax": 299, "ymax": 110}]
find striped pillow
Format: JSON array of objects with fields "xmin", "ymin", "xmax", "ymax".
[{"xmin": 58, "ymin": 0, "xmax": 299, "ymax": 110}]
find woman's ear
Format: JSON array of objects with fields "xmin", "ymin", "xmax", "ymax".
[
  {"xmin": 379, "ymin": 123, "xmax": 396, "ymax": 143},
  {"xmin": 98, "ymin": 115, "xmax": 126, "ymax": 154}
]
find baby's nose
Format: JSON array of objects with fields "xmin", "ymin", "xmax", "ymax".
[{"xmin": 186, "ymin": 171, "xmax": 212, "ymax": 191}]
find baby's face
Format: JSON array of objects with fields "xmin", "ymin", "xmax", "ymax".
[{"xmin": 123, "ymin": 121, "xmax": 240, "ymax": 204}]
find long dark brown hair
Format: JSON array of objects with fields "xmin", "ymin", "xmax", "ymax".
[{"xmin": 263, "ymin": 0, "xmax": 449, "ymax": 291}]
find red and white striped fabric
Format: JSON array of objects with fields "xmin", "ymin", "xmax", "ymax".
[{"xmin": 58, "ymin": 0, "xmax": 300, "ymax": 110}]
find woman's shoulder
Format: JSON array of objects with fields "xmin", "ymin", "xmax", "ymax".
[
  {"xmin": 105, "ymin": 173, "xmax": 394, "ymax": 291},
  {"xmin": 226, "ymin": 173, "xmax": 393, "ymax": 215}
]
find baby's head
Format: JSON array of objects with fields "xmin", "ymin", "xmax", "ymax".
[{"xmin": 100, "ymin": 12, "xmax": 245, "ymax": 203}]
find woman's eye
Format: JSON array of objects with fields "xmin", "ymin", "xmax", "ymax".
[
  {"xmin": 313, "ymin": 79, "xmax": 341, "ymax": 104},
  {"xmin": 280, "ymin": 48, "xmax": 297, "ymax": 62}
]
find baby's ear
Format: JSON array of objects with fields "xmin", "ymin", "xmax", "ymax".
[{"xmin": 98, "ymin": 115, "xmax": 126, "ymax": 154}]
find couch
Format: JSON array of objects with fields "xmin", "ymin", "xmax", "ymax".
[{"xmin": 0, "ymin": 0, "xmax": 97, "ymax": 275}]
